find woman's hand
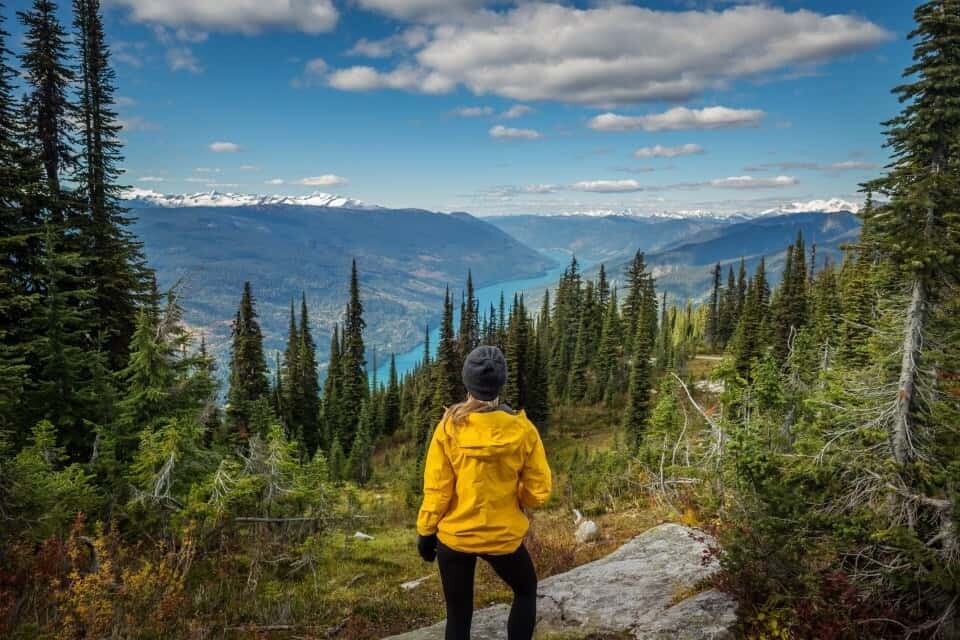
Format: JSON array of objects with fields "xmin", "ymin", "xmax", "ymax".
[{"xmin": 417, "ymin": 533, "xmax": 438, "ymax": 562}]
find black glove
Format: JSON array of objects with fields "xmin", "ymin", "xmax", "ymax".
[{"xmin": 417, "ymin": 533, "xmax": 438, "ymax": 562}]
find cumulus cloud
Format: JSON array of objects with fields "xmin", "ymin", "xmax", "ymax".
[
  {"xmin": 499, "ymin": 104, "xmax": 534, "ymax": 119},
  {"xmin": 209, "ymin": 141, "xmax": 242, "ymax": 153},
  {"xmin": 331, "ymin": 4, "xmax": 889, "ymax": 105},
  {"xmin": 295, "ymin": 175, "xmax": 348, "ymax": 187},
  {"xmin": 452, "ymin": 106, "xmax": 494, "ymax": 117},
  {"xmin": 590, "ymin": 106, "xmax": 765, "ymax": 132},
  {"xmin": 111, "ymin": 0, "xmax": 338, "ymax": 34},
  {"xmin": 634, "ymin": 143, "xmax": 704, "ymax": 159},
  {"xmin": 327, "ymin": 65, "xmax": 454, "ymax": 94},
  {"xmin": 709, "ymin": 175, "xmax": 798, "ymax": 190},
  {"xmin": 355, "ymin": 0, "xmax": 491, "ymax": 21},
  {"xmin": 348, "ymin": 27, "xmax": 430, "ymax": 58},
  {"xmin": 570, "ymin": 179, "xmax": 643, "ymax": 193},
  {"xmin": 489, "ymin": 124, "xmax": 541, "ymax": 140}
]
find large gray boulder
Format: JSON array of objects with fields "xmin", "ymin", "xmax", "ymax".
[{"xmin": 385, "ymin": 523, "xmax": 737, "ymax": 639}]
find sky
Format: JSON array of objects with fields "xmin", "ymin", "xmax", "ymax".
[{"xmin": 7, "ymin": 0, "xmax": 921, "ymax": 216}]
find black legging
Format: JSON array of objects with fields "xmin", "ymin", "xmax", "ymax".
[{"xmin": 436, "ymin": 540, "xmax": 538, "ymax": 640}]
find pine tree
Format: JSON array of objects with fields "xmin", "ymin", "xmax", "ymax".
[
  {"xmin": 623, "ymin": 276, "xmax": 657, "ymax": 451},
  {"xmin": 434, "ymin": 287, "xmax": 461, "ymax": 409},
  {"xmin": 596, "ymin": 288, "xmax": 622, "ymax": 407},
  {"xmin": 226, "ymin": 282, "xmax": 270, "ymax": 440},
  {"xmin": 706, "ymin": 262, "xmax": 722, "ymax": 351},
  {"xmin": 321, "ymin": 324, "xmax": 341, "ymax": 450},
  {"xmin": 597, "ymin": 263, "xmax": 610, "ymax": 309},
  {"xmin": 298, "ymin": 293, "xmax": 320, "ymax": 456},
  {"xmin": 339, "ymin": 259, "xmax": 367, "ymax": 450},
  {"xmin": 861, "ymin": 0, "xmax": 960, "ymax": 465},
  {"xmin": 281, "ymin": 300, "xmax": 300, "ymax": 431},
  {"xmin": 18, "ymin": 0, "xmax": 76, "ymax": 207},
  {"xmin": 382, "ymin": 354, "xmax": 400, "ymax": 435},
  {"xmin": 718, "ymin": 265, "xmax": 737, "ymax": 347},
  {"xmin": 621, "ymin": 250, "xmax": 647, "ymax": 353},
  {"xmin": 72, "ymin": 0, "xmax": 147, "ymax": 370},
  {"xmin": 503, "ymin": 294, "xmax": 530, "ymax": 408},
  {"xmin": 457, "ymin": 270, "xmax": 479, "ymax": 359}
]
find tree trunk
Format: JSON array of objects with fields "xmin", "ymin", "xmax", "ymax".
[{"xmin": 893, "ymin": 277, "xmax": 925, "ymax": 464}]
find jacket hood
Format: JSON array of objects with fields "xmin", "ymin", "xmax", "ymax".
[{"xmin": 448, "ymin": 409, "xmax": 528, "ymax": 460}]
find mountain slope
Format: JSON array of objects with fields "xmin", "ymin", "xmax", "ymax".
[
  {"xmin": 130, "ymin": 202, "xmax": 554, "ymax": 371},
  {"xmin": 609, "ymin": 211, "xmax": 862, "ymax": 301},
  {"xmin": 484, "ymin": 214, "xmax": 728, "ymax": 263}
]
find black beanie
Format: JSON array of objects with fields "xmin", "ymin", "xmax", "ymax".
[{"xmin": 461, "ymin": 345, "xmax": 507, "ymax": 401}]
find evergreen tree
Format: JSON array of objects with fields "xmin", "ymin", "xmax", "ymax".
[
  {"xmin": 281, "ymin": 300, "xmax": 300, "ymax": 431},
  {"xmin": 457, "ymin": 270, "xmax": 479, "ymax": 360},
  {"xmin": 298, "ymin": 294, "xmax": 320, "ymax": 456},
  {"xmin": 434, "ymin": 286, "xmax": 461, "ymax": 409},
  {"xmin": 621, "ymin": 250, "xmax": 647, "ymax": 353},
  {"xmin": 718, "ymin": 265, "xmax": 737, "ymax": 347},
  {"xmin": 706, "ymin": 262, "xmax": 722, "ymax": 351},
  {"xmin": 73, "ymin": 0, "xmax": 147, "ymax": 370},
  {"xmin": 623, "ymin": 276, "xmax": 657, "ymax": 451},
  {"xmin": 339, "ymin": 259, "xmax": 367, "ymax": 450},
  {"xmin": 596, "ymin": 288, "xmax": 622, "ymax": 407},
  {"xmin": 321, "ymin": 324, "xmax": 341, "ymax": 450},
  {"xmin": 382, "ymin": 353, "xmax": 400, "ymax": 435},
  {"xmin": 503, "ymin": 294, "xmax": 530, "ymax": 409},
  {"xmin": 18, "ymin": 0, "xmax": 75, "ymax": 206},
  {"xmin": 226, "ymin": 282, "xmax": 270, "ymax": 440}
]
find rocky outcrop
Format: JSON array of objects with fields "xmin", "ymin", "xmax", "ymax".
[{"xmin": 385, "ymin": 523, "xmax": 737, "ymax": 639}]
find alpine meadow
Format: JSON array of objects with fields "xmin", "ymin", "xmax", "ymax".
[{"xmin": 0, "ymin": 1, "xmax": 958, "ymax": 639}]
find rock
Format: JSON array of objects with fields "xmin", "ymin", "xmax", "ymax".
[
  {"xmin": 353, "ymin": 531, "xmax": 374, "ymax": 540},
  {"xmin": 400, "ymin": 574, "xmax": 434, "ymax": 591},
  {"xmin": 575, "ymin": 519, "xmax": 600, "ymax": 544},
  {"xmin": 384, "ymin": 523, "xmax": 737, "ymax": 640}
]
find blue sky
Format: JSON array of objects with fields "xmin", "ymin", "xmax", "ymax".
[{"xmin": 9, "ymin": 0, "xmax": 919, "ymax": 216}]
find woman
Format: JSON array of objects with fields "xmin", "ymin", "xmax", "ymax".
[{"xmin": 416, "ymin": 345, "xmax": 552, "ymax": 640}]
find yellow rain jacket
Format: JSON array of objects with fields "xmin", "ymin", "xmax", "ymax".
[{"xmin": 416, "ymin": 407, "xmax": 552, "ymax": 555}]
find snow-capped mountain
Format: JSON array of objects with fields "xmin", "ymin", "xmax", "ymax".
[
  {"xmin": 122, "ymin": 187, "xmax": 380, "ymax": 210},
  {"xmin": 760, "ymin": 198, "xmax": 861, "ymax": 215}
]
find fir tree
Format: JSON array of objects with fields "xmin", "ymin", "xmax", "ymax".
[
  {"xmin": 433, "ymin": 286, "xmax": 461, "ymax": 409},
  {"xmin": 72, "ymin": 0, "xmax": 147, "ymax": 370},
  {"xmin": 18, "ymin": 0, "xmax": 75, "ymax": 206},
  {"xmin": 457, "ymin": 270, "xmax": 479, "ymax": 360},
  {"xmin": 281, "ymin": 300, "xmax": 300, "ymax": 431},
  {"xmin": 226, "ymin": 282, "xmax": 270, "ymax": 440},
  {"xmin": 706, "ymin": 262, "xmax": 722, "ymax": 351},
  {"xmin": 623, "ymin": 276, "xmax": 657, "ymax": 451},
  {"xmin": 382, "ymin": 354, "xmax": 400, "ymax": 435},
  {"xmin": 298, "ymin": 294, "xmax": 320, "ymax": 456},
  {"xmin": 339, "ymin": 259, "xmax": 367, "ymax": 450}
]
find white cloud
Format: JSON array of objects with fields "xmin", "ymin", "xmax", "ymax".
[
  {"xmin": 295, "ymin": 175, "xmax": 348, "ymax": 187},
  {"xmin": 138, "ymin": 176, "xmax": 165, "ymax": 183},
  {"xmin": 239, "ymin": 165, "xmax": 258, "ymax": 171},
  {"xmin": 826, "ymin": 160, "xmax": 879, "ymax": 171},
  {"xmin": 185, "ymin": 177, "xmax": 208, "ymax": 183},
  {"xmin": 204, "ymin": 182, "xmax": 240, "ymax": 189},
  {"xmin": 194, "ymin": 167, "xmax": 221, "ymax": 173},
  {"xmin": 634, "ymin": 143, "xmax": 704, "ymax": 159},
  {"xmin": 327, "ymin": 65, "xmax": 454, "ymax": 94},
  {"xmin": 590, "ymin": 106, "xmax": 765, "ymax": 132},
  {"xmin": 265, "ymin": 178, "xmax": 285, "ymax": 185},
  {"xmin": 570, "ymin": 179, "xmax": 643, "ymax": 193},
  {"xmin": 500, "ymin": 104, "xmax": 533, "ymax": 119},
  {"xmin": 331, "ymin": 4, "xmax": 889, "ymax": 105},
  {"xmin": 111, "ymin": 0, "xmax": 338, "ymax": 34},
  {"xmin": 452, "ymin": 105, "xmax": 494, "ymax": 117},
  {"xmin": 489, "ymin": 124, "xmax": 541, "ymax": 140},
  {"xmin": 355, "ymin": 0, "xmax": 490, "ymax": 21},
  {"xmin": 208, "ymin": 141, "xmax": 242, "ymax": 153},
  {"xmin": 709, "ymin": 175, "xmax": 798, "ymax": 190},
  {"xmin": 166, "ymin": 46, "xmax": 202, "ymax": 73},
  {"xmin": 348, "ymin": 27, "xmax": 429, "ymax": 58},
  {"xmin": 292, "ymin": 58, "xmax": 329, "ymax": 88}
]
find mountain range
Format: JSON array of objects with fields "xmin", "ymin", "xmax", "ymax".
[
  {"xmin": 128, "ymin": 195, "xmax": 554, "ymax": 373},
  {"xmin": 126, "ymin": 190, "xmax": 862, "ymax": 375}
]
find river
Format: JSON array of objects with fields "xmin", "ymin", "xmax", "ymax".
[{"xmin": 371, "ymin": 250, "xmax": 594, "ymax": 383}]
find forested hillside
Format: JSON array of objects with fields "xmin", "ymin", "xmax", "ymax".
[
  {"xmin": 130, "ymin": 202, "xmax": 554, "ymax": 371},
  {"xmin": 1, "ymin": 1, "xmax": 958, "ymax": 639}
]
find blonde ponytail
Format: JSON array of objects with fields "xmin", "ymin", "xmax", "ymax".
[{"xmin": 442, "ymin": 394, "xmax": 500, "ymax": 428}]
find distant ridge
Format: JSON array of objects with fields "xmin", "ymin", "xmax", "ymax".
[
  {"xmin": 505, "ymin": 197, "xmax": 861, "ymax": 220},
  {"xmin": 123, "ymin": 187, "xmax": 380, "ymax": 210}
]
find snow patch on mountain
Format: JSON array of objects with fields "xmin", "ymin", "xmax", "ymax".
[
  {"xmin": 122, "ymin": 188, "xmax": 380, "ymax": 210},
  {"xmin": 761, "ymin": 198, "xmax": 861, "ymax": 215}
]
